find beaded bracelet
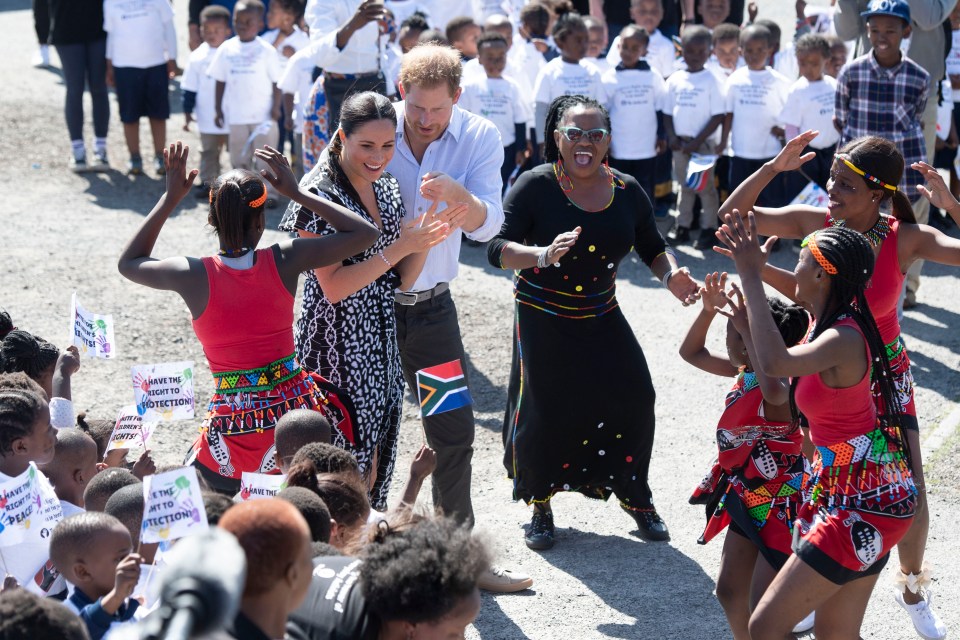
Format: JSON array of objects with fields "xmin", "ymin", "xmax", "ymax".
[
  {"xmin": 537, "ymin": 247, "xmax": 550, "ymax": 269},
  {"xmin": 378, "ymin": 251, "xmax": 393, "ymax": 268}
]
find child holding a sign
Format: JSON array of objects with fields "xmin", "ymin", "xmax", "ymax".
[
  {"xmin": 118, "ymin": 142, "xmax": 379, "ymax": 494},
  {"xmin": 0, "ymin": 329, "xmax": 81, "ymax": 429}
]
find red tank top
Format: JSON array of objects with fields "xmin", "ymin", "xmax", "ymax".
[
  {"xmin": 794, "ymin": 317, "xmax": 876, "ymax": 446},
  {"xmin": 192, "ymin": 249, "xmax": 295, "ymax": 373},
  {"xmin": 824, "ymin": 214, "xmax": 903, "ymax": 344}
]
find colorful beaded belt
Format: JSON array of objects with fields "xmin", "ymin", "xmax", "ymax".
[{"xmin": 213, "ymin": 354, "xmax": 301, "ymax": 394}]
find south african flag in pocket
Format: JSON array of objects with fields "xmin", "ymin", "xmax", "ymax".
[{"xmin": 416, "ymin": 360, "xmax": 473, "ymax": 417}]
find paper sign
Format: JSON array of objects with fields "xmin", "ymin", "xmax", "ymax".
[
  {"xmin": 106, "ymin": 406, "xmax": 156, "ymax": 453},
  {"xmin": 70, "ymin": 293, "xmax": 116, "ymax": 359},
  {"xmin": 239, "ymin": 472, "xmax": 286, "ymax": 501},
  {"xmin": 685, "ymin": 154, "xmax": 717, "ymax": 193},
  {"xmin": 0, "ymin": 464, "xmax": 62, "ymax": 549},
  {"xmin": 132, "ymin": 362, "xmax": 195, "ymax": 421},
  {"xmin": 141, "ymin": 467, "xmax": 208, "ymax": 544},
  {"xmin": 789, "ymin": 181, "xmax": 830, "ymax": 209}
]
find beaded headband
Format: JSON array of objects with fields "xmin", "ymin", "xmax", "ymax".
[
  {"xmin": 800, "ymin": 232, "xmax": 838, "ymax": 275},
  {"xmin": 208, "ymin": 183, "xmax": 268, "ymax": 208},
  {"xmin": 835, "ymin": 154, "xmax": 898, "ymax": 192}
]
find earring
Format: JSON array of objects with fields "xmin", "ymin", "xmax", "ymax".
[{"xmin": 556, "ymin": 157, "xmax": 574, "ymax": 193}]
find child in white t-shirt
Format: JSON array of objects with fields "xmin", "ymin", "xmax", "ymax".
[
  {"xmin": 208, "ymin": 0, "xmax": 282, "ymax": 206},
  {"xmin": 779, "ymin": 34, "xmax": 839, "ymax": 199},
  {"xmin": 584, "ymin": 16, "xmax": 613, "ymax": 74},
  {"xmin": 606, "ymin": 0, "xmax": 676, "ymax": 79},
  {"xmin": 38, "ymin": 428, "xmax": 100, "ymax": 518},
  {"xmin": 603, "ymin": 26, "xmax": 666, "ymax": 201},
  {"xmin": 279, "ymin": 46, "xmax": 320, "ymax": 178},
  {"xmin": 722, "ymin": 24, "xmax": 790, "ymax": 208},
  {"xmin": 460, "ymin": 32, "xmax": 530, "ymax": 187},
  {"xmin": 705, "ymin": 22, "xmax": 743, "ymax": 82},
  {"xmin": 533, "ymin": 13, "xmax": 606, "ymax": 146},
  {"xmin": 103, "ymin": 0, "xmax": 178, "ymax": 176},
  {"xmin": 263, "ymin": 0, "xmax": 310, "ymax": 70},
  {"xmin": 663, "ymin": 26, "xmax": 725, "ymax": 249},
  {"xmin": 181, "ymin": 5, "xmax": 232, "ymax": 197}
]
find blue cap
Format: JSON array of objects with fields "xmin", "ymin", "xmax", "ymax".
[{"xmin": 860, "ymin": 0, "xmax": 911, "ymax": 23}]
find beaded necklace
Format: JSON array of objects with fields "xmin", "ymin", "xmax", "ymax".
[
  {"xmin": 829, "ymin": 214, "xmax": 891, "ymax": 248},
  {"xmin": 553, "ymin": 159, "xmax": 625, "ymax": 212}
]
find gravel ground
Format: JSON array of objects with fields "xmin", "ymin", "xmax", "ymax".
[{"xmin": 4, "ymin": 0, "xmax": 960, "ymax": 637}]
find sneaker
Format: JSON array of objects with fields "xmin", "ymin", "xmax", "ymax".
[
  {"xmin": 669, "ymin": 226, "xmax": 691, "ymax": 244},
  {"xmin": 32, "ymin": 45, "xmax": 50, "ymax": 68},
  {"xmin": 154, "ymin": 154, "xmax": 166, "ymax": 175},
  {"xmin": 477, "ymin": 566, "xmax": 533, "ymax": 593},
  {"xmin": 70, "ymin": 154, "xmax": 88, "ymax": 173},
  {"xmin": 622, "ymin": 506, "xmax": 670, "ymax": 541},
  {"xmin": 693, "ymin": 229, "xmax": 719, "ymax": 251},
  {"xmin": 128, "ymin": 155, "xmax": 143, "ymax": 175},
  {"xmin": 524, "ymin": 509, "xmax": 554, "ymax": 550},
  {"xmin": 90, "ymin": 149, "xmax": 109, "ymax": 171},
  {"xmin": 895, "ymin": 590, "xmax": 947, "ymax": 640},
  {"xmin": 792, "ymin": 610, "xmax": 815, "ymax": 634}
]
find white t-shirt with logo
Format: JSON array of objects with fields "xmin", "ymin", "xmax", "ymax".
[
  {"xmin": 181, "ymin": 43, "xmax": 229, "ymax": 135},
  {"xmin": 103, "ymin": 0, "xmax": 176, "ymax": 69},
  {"xmin": 533, "ymin": 58, "xmax": 607, "ymax": 106},
  {"xmin": 725, "ymin": 66, "xmax": 791, "ymax": 159},
  {"xmin": 606, "ymin": 29, "xmax": 677, "ymax": 80},
  {"xmin": 459, "ymin": 75, "xmax": 530, "ymax": 147},
  {"xmin": 207, "ymin": 36, "xmax": 283, "ymax": 126},
  {"xmin": 664, "ymin": 68, "xmax": 726, "ymax": 143},
  {"xmin": 779, "ymin": 75, "xmax": 839, "ymax": 150},
  {"xmin": 603, "ymin": 66, "xmax": 666, "ymax": 160}
]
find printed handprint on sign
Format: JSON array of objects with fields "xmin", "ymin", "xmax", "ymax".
[{"xmin": 96, "ymin": 333, "xmax": 111, "ymax": 355}]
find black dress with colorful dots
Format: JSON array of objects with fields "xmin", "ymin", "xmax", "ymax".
[{"xmin": 487, "ymin": 163, "xmax": 667, "ymax": 509}]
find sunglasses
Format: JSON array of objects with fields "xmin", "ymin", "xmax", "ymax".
[{"xmin": 558, "ymin": 126, "xmax": 610, "ymax": 143}]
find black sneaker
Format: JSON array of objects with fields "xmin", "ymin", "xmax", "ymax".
[
  {"xmin": 623, "ymin": 506, "xmax": 670, "ymax": 542},
  {"xmin": 669, "ymin": 226, "xmax": 691, "ymax": 244},
  {"xmin": 693, "ymin": 229, "xmax": 719, "ymax": 250},
  {"xmin": 525, "ymin": 509, "xmax": 555, "ymax": 550}
]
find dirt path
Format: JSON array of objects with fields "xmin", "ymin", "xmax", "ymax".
[{"xmin": 4, "ymin": 1, "xmax": 960, "ymax": 637}]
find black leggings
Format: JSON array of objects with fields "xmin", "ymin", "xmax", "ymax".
[{"xmin": 55, "ymin": 39, "xmax": 110, "ymax": 141}]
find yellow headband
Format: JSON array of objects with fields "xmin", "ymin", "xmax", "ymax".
[
  {"xmin": 836, "ymin": 155, "xmax": 898, "ymax": 192},
  {"xmin": 800, "ymin": 233, "xmax": 838, "ymax": 275}
]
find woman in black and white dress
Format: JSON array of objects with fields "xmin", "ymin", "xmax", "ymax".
[{"xmin": 280, "ymin": 92, "xmax": 456, "ymax": 508}]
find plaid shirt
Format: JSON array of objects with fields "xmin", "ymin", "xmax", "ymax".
[{"xmin": 835, "ymin": 52, "xmax": 929, "ymax": 202}]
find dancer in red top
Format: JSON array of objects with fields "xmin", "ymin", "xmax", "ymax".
[
  {"xmin": 118, "ymin": 142, "xmax": 379, "ymax": 493},
  {"xmin": 719, "ymin": 133, "xmax": 960, "ymax": 634},
  {"xmin": 718, "ymin": 213, "xmax": 916, "ymax": 640},
  {"xmin": 681, "ymin": 272, "xmax": 808, "ymax": 640}
]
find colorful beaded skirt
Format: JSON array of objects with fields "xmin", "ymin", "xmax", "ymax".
[
  {"xmin": 793, "ymin": 425, "xmax": 917, "ymax": 583},
  {"xmin": 190, "ymin": 354, "xmax": 356, "ymax": 483}
]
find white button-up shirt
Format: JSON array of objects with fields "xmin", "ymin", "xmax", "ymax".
[
  {"xmin": 388, "ymin": 103, "xmax": 505, "ymax": 292},
  {"xmin": 305, "ymin": 0, "xmax": 382, "ymax": 75}
]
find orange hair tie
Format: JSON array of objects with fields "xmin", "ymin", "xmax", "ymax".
[
  {"xmin": 801, "ymin": 233, "xmax": 838, "ymax": 275},
  {"xmin": 248, "ymin": 186, "xmax": 268, "ymax": 209}
]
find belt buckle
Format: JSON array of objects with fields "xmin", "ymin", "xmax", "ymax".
[{"xmin": 396, "ymin": 291, "xmax": 419, "ymax": 306}]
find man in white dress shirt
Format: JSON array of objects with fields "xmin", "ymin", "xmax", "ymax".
[
  {"xmin": 304, "ymin": 0, "xmax": 389, "ymax": 135},
  {"xmin": 388, "ymin": 43, "xmax": 531, "ymax": 592}
]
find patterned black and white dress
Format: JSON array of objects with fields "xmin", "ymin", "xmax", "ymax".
[{"xmin": 280, "ymin": 162, "xmax": 405, "ymax": 510}]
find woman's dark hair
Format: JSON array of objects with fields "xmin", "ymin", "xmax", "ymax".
[
  {"xmin": 285, "ymin": 462, "xmax": 370, "ymax": 528},
  {"xmin": 543, "ymin": 94, "xmax": 611, "ymax": 163},
  {"xmin": 208, "ymin": 169, "xmax": 267, "ymax": 252},
  {"xmin": 836, "ymin": 137, "xmax": 916, "ymax": 223},
  {"xmin": 326, "ymin": 91, "xmax": 397, "ymax": 212},
  {"xmin": 790, "ymin": 227, "xmax": 910, "ymax": 465},
  {"xmin": 767, "ymin": 297, "xmax": 809, "ymax": 347},
  {"xmin": 360, "ymin": 517, "xmax": 489, "ymax": 624},
  {"xmin": 0, "ymin": 384, "xmax": 47, "ymax": 458},
  {"xmin": 0, "ymin": 330, "xmax": 59, "ymax": 380},
  {"xmin": 551, "ymin": 11, "xmax": 585, "ymax": 42},
  {"xmin": 0, "ymin": 310, "xmax": 13, "ymax": 341}
]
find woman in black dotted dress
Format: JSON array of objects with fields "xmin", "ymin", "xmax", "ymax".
[
  {"xmin": 280, "ymin": 92, "xmax": 453, "ymax": 509},
  {"xmin": 487, "ymin": 95, "xmax": 700, "ymax": 549}
]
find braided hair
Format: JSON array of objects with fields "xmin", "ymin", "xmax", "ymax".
[
  {"xmin": 767, "ymin": 297, "xmax": 809, "ymax": 347},
  {"xmin": 790, "ymin": 227, "xmax": 910, "ymax": 465},
  {"xmin": 836, "ymin": 136, "xmax": 916, "ymax": 223},
  {"xmin": 0, "ymin": 377, "xmax": 47, "ymax": 458},
  {"xmin": 0, "ymin": 330, "xmax": 59, "ymax": 380},
  {"xmin": 542, "ymin": 94, "xmax": 611, "ymax": 163},
  {"xmin": 208, "ymin": 169, "xmax": 267, "ymax": 252}
]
